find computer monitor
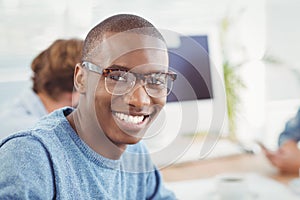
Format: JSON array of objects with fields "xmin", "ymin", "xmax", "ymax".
[
  {"xmin": 167, "ymin": 35, "xmax": 213, "ymax": 102},
  {"xmin": 144, "ymin": 30, "xmax": 227, "ymax": 152}
]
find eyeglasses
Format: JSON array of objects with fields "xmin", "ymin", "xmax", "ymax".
[{"xmin": 82, "ymin": 62, "xmax": 177, "ymax": 98}]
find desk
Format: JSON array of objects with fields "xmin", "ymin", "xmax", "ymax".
[{"xmin": 161, "ymin": 153, "xmax": 298, "ymax": 185}]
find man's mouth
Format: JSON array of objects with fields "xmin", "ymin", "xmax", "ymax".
[{"xmin": 114, "ymin": 112, "xmax": 149, "ymax": 124}]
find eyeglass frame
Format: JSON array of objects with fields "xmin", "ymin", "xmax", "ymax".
[{"xmin": 81, "ymin": 61, "xmax": 177, "ymax": 97}]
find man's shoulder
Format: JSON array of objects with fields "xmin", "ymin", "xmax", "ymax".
[
  {"xmin": 0, "ymin": 131, "xmax": 45, "ymax": 149},
  {"xmin": 31, "ymin": 107, "xmax": 73, "ymax": 134},
  {"xmin": 1, "ymin": 107, "xmax": 73, "ymax": 147},
  {"xmin": 0, "ymin": 126, "xmax": 59, "ymax": 150}
]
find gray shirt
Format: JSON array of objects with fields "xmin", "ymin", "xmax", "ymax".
[{"xmin": 0, "ymin": 89, "xmax": 47, "ymax": 139}]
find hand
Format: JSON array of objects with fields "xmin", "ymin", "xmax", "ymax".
[{"xmin": 264, "ymin": 140, "xmax": 300, "ymax": 173}]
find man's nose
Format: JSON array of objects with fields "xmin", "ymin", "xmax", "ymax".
[{"xmin": 125, "ymin": 83, "xmax": 151, "ymax": 108}]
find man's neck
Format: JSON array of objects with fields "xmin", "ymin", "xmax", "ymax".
[{"xmin": 66, "ymin": 109, "xmax": 125, "ymax": 160}]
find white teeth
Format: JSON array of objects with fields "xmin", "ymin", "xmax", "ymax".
[{"xmin": 115, "ymin": 112, "xmax": 144, "ymax": 124}]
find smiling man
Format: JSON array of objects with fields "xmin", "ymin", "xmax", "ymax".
[{"xmin": 0, "ymin": 14, "xmax": 176, "ymax": 199}]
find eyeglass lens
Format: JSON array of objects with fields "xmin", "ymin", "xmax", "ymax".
[{"xmin": 104, "ymin": 70, "xmax": 174, "ymax": 98}]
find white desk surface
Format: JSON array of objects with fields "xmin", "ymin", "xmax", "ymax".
[{"xmin": 165, "ymin": 173, "xmax": 300, "ymax": 200}]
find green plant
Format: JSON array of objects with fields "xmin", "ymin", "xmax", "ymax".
[
  {"xmin": 223, "ymin": 60, "xmax": 245, "ymax": 139},
  {"xmin": 219, "ymin": 11, "xmax": 246, "ymax": 139}
]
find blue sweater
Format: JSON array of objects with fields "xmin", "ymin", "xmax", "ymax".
[
  {"xmin": 278, "ymin": 108, "xmax": 300, "ymax": 145},
  {"xmin": 0, "ymin": 108, "xmax": 175, "ymax": 199}
]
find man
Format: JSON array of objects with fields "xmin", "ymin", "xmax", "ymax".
[
  {"xmin": 0, "ymin": 14, "xmax": 176, "ymax": 199},
  {"xmin": 264, "ymin": 109, "xmax": 300, "ymax": 173},
  {"xmin": 0, "ymin": 39, "xmax": 83, "ymax": 139}
]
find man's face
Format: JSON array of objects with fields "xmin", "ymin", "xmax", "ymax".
[{"xmin": 86, "ymin": 32, "xmax": 169, "ymax": 147}]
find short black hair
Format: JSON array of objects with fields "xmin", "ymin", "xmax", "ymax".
[{"xmin": 82, "ymin": 14, "xmax": 165, "ymax": 61}]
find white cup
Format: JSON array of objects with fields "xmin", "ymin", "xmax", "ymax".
[{"xmin": 215, "ymin": 174, "xmax": 249, "ymax": 200}]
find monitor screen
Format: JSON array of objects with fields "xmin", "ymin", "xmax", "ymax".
[
  {"xmin": 167, "ymin": 35, "xmax": 213, "ymax": 102},
  {"xmin": 145, "ymin": 32, "xmax": 228, "ymax": 155}
]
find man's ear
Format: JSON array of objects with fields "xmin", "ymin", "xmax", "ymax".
[{"xmin": 74, "ymin": 63, "xmax": 87, "ymax": 94}]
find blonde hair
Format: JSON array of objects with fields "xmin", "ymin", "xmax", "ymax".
[{"xmin": 31, "ymin": 39, "xmax": 83, "ymax": 100}]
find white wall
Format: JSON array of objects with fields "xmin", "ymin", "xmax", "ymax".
[
  {"xmin": 216, "ymin": 1, "xmax": 267, "ymax": 142},
  {"xmin": 1, "ymin": 0, "xmax": 296, "ymax": 148},
  {"xmin": 263, "ymin": 0, "xmax": 300, "ymax": 147}
]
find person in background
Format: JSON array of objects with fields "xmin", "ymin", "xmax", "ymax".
[
  {"xmin": 264, "ymin": 109, "xmax": 300, "ymax": 173},
  {"xmin": 0, "ymin": 38, "xmax": 83, "ymax": 139},
  {"xmin": 0, "ymin": 14, "xmax": 176, "ymax": 199}
]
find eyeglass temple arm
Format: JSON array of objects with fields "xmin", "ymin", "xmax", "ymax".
[{"xmin": 82, "ymin": 62, "xmax": 103, "ymax": 74}]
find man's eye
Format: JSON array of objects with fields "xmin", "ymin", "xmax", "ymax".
[
  {"xmin": 158, "ymin": 75, "xmax": 167, "ymax": 84},
  {"xmin": 109, "ymin": 72, "xmax": 128, "ymax": 82},
  {"xmin": 110, "ymin": 75, "xmax": 125, "ymax": 81},
  {"xmin": 154, "ymin": 78, "xmax": 165, "ymax": 85},
  {"xmin": 148, "ymin": 75, "xmax": 167, "ymax": 86}
]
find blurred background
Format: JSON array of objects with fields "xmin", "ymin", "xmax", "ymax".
[{"xmin": 1, "ymin": 0, "xmax": 300, "ymax": 149}]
